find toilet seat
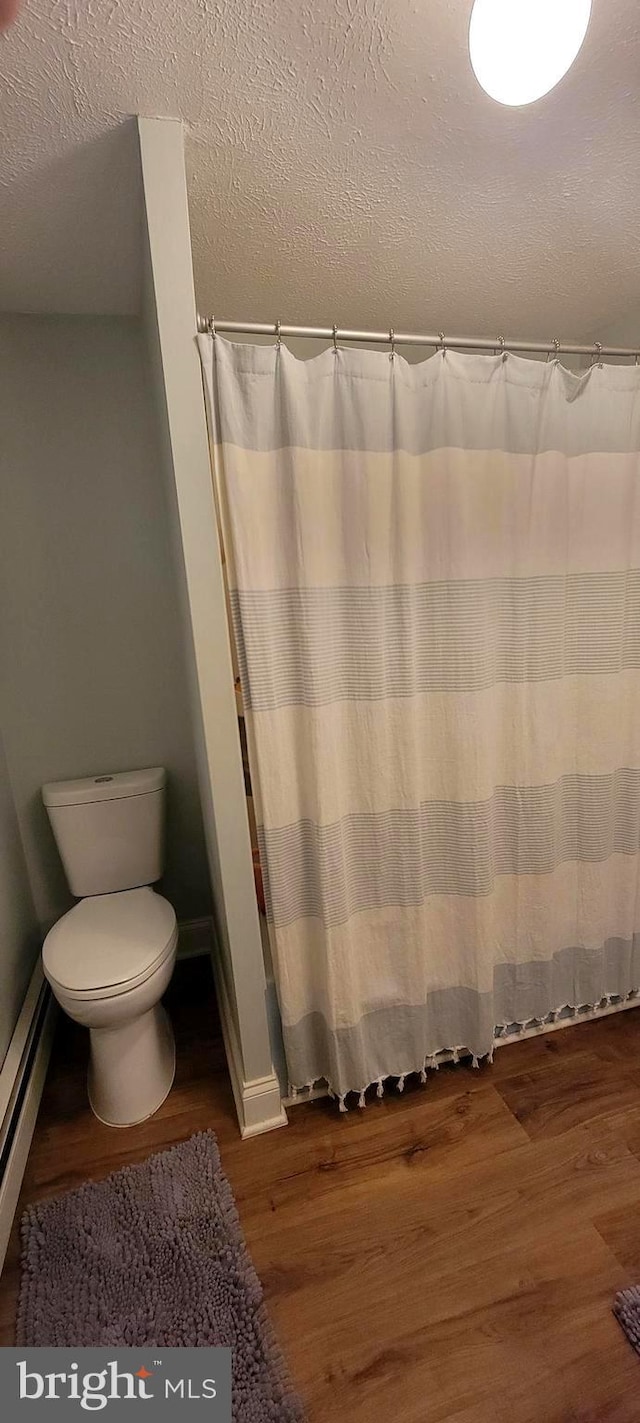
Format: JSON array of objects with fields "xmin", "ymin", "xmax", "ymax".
[{"xmin": 43, "ymin": 887, "xmax": 177, "ymax": 1001}]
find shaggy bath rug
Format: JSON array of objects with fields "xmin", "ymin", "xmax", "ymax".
[
  {"xmin": 17, "ymin": 1130, "xmax": 304, "ymax": 1422},
  {"xmin": 614, "ymin": 1286, "xmax": 640, "ymax": 1356}
]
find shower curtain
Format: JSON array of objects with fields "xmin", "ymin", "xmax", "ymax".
[{"xmin": 199, "ymin": 334, "xmax": 640, "ymax": 1106}]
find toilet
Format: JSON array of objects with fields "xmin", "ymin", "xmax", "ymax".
[{"xmin": 41, "ymin": 767, "xmax": 178, "ymax": 1127}]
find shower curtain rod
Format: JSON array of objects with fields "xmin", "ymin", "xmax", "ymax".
[{"xmin": 196, "ymin": 314, "xmax": 639, "ymax": 361}]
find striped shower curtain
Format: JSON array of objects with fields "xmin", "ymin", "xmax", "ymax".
[{"xmin": 199, "ymin": 334, "xmax": 640, "ymax": 1107}]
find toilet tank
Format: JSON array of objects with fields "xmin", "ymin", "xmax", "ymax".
[{"xmin": 42, "ymin": 768, "xmax": 166, "ymax": 898}]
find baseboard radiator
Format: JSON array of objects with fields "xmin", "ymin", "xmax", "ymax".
[{"xmin": 0, "ymin": 962, "xmax": 56, "ymax": 1274}]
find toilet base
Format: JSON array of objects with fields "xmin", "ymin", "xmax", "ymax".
[{"xmin": 87, "ymin": 1003, "xmax": 176, "ymax": 1127}]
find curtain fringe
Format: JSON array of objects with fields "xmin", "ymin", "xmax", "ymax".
[
  {"xmin": 287, "ymin": 1044, "xmax": 488, "ymax": 1112},
  {"xmin": 287, "ymin": 989, "xmax": 640, "ymax": 1111}
]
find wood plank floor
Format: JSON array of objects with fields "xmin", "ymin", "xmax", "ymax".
[{"xmin": 3, "ymin": 959, "xmax": 640, "ymax": 1421}]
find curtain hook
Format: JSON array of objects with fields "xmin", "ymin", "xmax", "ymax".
[
  {"xmin": 275, "ymin": 319, "xmax": 281, "ymax": 352},
  {"xmin": 389, "ymin": 327, "xmax": 395, "ymax": 362},
  {"xmin": 636, "ymin": 352, "xmax": 639, "ymax": 367},
  {"xmin": 498, "ymin": 335, "xmax": 507, "ymax": 361},
  {"xmin": 591, "ymin": 340, "xmax": 603, "ymax": 368},
  {"xmin": 553, "ymin": 338, "xmax": 560, "ymax": 363},
  {"xmin": 332, "ymin": 323, "xmax": 339, "ymax": 355},
  {"xmin": 438, "ymin": 331, "xmax": 446, "ymax": 355},
  {"xmin": 207, "ymin": 315, "xmax": 216, "ymax": 338}
]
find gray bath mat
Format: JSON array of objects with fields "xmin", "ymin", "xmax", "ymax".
[
  {"xmin": 17, "ymin": 1130, "xmax": 304, "ymax": 1422},
  {"xmin": 614, "ymin": 1286, "xmax": 640, "ymax": 1355}
]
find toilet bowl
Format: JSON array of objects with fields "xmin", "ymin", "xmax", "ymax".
[{"xmin": 43, "ymin": 886, "xmax": 178, "ymax": 1127}]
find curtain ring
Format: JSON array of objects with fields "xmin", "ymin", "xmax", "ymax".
[
  {"xmin": 591, "ymin": 340, "xmax": 603, "ymax": 368},
  {"xmin": 552, "ymin": 338, "xmax": 560, "ymax": 363},
  {"xmin": 438, "ymin": 331, "xmax": 446, "ymax": 355},
  {"xmin": 275, "ymin": 319, "xmax": 281, "ymax": 352},
  {"xmin": 332, "ymin": 323, "xmax": 339, "ymax": 354},
  {"xmin": 207, "ymin": 315, "xmax": 216, "ymax": 338},
  {"xmin": 498, "ymin": 335, "xmax": 507, "ymax": 361},
  {"xmin": 389, "ymin": 328, "xmax": 396, "ymax": 362}
]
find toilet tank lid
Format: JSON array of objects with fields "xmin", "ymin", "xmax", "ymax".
[{"xmin": 42, "ymin": 767, "xmax": 165, "ymax": 808}]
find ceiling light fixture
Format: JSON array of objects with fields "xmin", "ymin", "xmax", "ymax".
[{"xmin": 469, "ymin": 0, "xmax": 592, "ymax": 107}]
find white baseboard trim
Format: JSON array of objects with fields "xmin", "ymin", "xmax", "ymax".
[
  {"xmin": 177, "ymin": 916, "xmax": 215, "ymax": 960},
  {"xmin": 213, "ymin": 955, "xmax": 287, "ymax": 1139},
  {"xmin": 284, "ymin": 1083, "xmax": 329, "ymax": 1107},
  {"xmin": 0, "ymin": 967, "xmax": 57, "ymax": 1274},
  {"xmin": 495, "ymin": 990, "xmax": 640, "ymax": 1046}
]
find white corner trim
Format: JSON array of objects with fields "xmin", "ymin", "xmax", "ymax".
[
  {"xmin": 177, "ymin": 916, "xmax": 214, "ymax": 960},
  {"xmin": 238, "ymin": 1073, "xmax": 289, "ymax": 1139},
  {"xmin": 179, "ymin": 917, "xmax": 285, "ymax": 1132},
  {"xmin": 213, "ymin": 949, "xmax": 287, "ymax": 1138},
  {"xmin": 0, "ymin": 980, "xmax": 57, "ymax": 1274}
]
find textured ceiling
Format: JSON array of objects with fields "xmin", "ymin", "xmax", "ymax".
[{"xmin": 1, "ymin": 0, "xmax": 639, "ymax": 339}]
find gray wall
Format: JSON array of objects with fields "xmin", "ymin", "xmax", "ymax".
[
  {"xmin": 0, "ymin": 726, "xmax": 39, "ymax": 1067},
  {"xmin": 0, "ymin": 314, "xmax": 211, "ymax": 929},
  {"xmin": 590, "ymin": 311, "xmax": 640, "ymax": 359}
]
